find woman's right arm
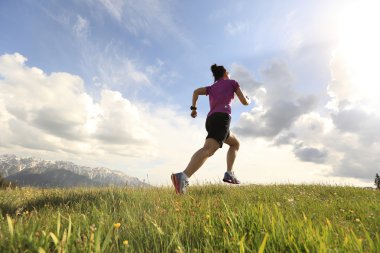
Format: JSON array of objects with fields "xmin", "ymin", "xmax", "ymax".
[
  {"xmin": 192, "ymin": 87, "xmax": 207, "ymax": 108},
  {"xmin": 191, "ymin": 87, "xmax": 207, "ymax": 118},
  {"xmin": 235, "ymin": 87, "xmax": 251, "ymax": 105}
]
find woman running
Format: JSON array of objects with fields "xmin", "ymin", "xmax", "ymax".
[{"xmin": 171, "ymin": 64, "xmax": 251, "ymax": 194}]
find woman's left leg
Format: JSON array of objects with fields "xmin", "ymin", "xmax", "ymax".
[{"xmin": 183, "ymin": 138, "xmax": 220, "ymax": 177}]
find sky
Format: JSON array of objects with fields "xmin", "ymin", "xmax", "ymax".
[{"xmin": 0, "ymin": 0, "xmax": 379, "ymax": 187}]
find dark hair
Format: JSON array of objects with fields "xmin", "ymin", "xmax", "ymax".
[{"xmin": 211, "ymin": 64, "xmax": 226, "ymax": 82}]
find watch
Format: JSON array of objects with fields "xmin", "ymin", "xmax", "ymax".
[{"xmin": 190, "ymin": 106, "xmax": 197, "ymax": 110}]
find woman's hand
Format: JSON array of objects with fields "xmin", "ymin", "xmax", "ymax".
[
  {"xmin": 235, "ymin": 87, "xmax": 251, "ymax": 105},
  {"xmin": 191, "ymin": 110, "xmax": 197, "ymax": 118}
]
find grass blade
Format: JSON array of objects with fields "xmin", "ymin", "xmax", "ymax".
[
  {"xmin": 258, "ymin": 233, "xmax": 269, "ymax": 253},
  {"xmin": 49, "ymin": 232, "xmax": 59, "ymax": 246},
  {"xmin": 6, "ymin": 215, "xmax": 14, "ymax": 240}
]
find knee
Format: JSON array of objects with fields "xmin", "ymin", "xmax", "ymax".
[
  {"xmin": 209, "ymin": 148, "xmax": 218, "ymax": 157},
  {"xmin": 232, "ymin": 140, "xmax": 240, "ymax": 151},
  {"xmin": 204, "ymin": 146, "xmax": 218, "ymax": 157}
]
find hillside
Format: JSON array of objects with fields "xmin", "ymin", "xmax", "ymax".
[
  {"xmin": 0, "ymin": 185, "xmax": 379, "ymax": 252},
  {"xmin": 6, "ymin": 168, "xmax": 101, "ymax": 188}
]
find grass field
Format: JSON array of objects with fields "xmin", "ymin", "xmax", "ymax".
[{"xmin": 0, "ymin": 184, "xmax": 379, "ymax": 252}]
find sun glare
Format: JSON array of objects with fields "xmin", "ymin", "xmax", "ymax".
[{"xmin": 338, "ymin": 1, "xmax": 380, "ymax": 106}]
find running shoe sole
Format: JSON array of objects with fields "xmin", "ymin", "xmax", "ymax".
[{"xmin": 223, "ymin": 178, "xmax": 240, "ymax": 184}]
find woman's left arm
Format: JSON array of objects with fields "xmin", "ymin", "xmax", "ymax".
[{"xmin": 235, "ymin": 87, "xmax": 251, "ymax": 106}]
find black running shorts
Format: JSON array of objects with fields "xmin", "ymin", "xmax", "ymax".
[{"xmin": 205, "ymin": 112, "xmax": 231, "ymax": 148}]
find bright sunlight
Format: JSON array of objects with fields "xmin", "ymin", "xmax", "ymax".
[{"xmin": 338, "ymin": 0, "xmax": 380, "ymax": 106}]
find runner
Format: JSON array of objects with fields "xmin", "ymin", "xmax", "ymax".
[{"xmin": 171, "ymin": 64, "xmax": 251, "ymax": 194}]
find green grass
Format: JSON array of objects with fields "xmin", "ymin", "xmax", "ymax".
[{"xmin": 0, "ymin": 184, "xmax": 379, "ymax": 252}]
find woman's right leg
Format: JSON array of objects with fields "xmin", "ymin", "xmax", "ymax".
[
  {"xmin": 183, "ymin": 138, "xmax": 220, "ymax": 177},
  {"xmin": 224, "ymin": 133, "xmax": 240, "ymax": 172},
  {"xmin": 222, "ymin": 133, "xmax": 241, "ymax": 184}
]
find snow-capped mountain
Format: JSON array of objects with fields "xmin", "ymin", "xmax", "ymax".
[{"xmin": 0, "ymin": 154, "xmax": 148, "ymax": 187}]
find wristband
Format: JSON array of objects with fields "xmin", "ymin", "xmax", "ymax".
[{"xmin": 190, "ymin": 106, "xmax": 197, "ymax": 110}]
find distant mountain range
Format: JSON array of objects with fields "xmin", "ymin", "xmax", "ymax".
[{"xmin": 0, "ymin": 154, "xmax": 149, "ymax": 188}]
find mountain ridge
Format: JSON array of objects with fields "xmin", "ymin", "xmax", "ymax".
[{"xmin": 0, "ymin": 154, "xmax": 148, "ymax": 187}]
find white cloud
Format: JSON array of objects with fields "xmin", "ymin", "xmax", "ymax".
[
  {"xmin": 327, "ymin": 49, "xmax": 357, "ymax": 103},
  {"xmin": 0, "ymin": 53, "xmax": 153, "ymax": 157},
  {"xmin": 82, "ymin": 41, "xmax": 151, "ymax": 93},
  {"xmin": 98, "ymin": 0, "xmax": 125, "ymax": 21},
  {"xmin": 292, "ymin": 113, "xmax": 334, "ymax": 146},
  {"xmin": 0, "ymin": 53, "xmax": 377, "ymax": 186},
  {"xmin": 96, "ymin": 0, "xmax": 192, "ymax": 47},
  {"xmin": 233, "ymin": 60, "xmax": 317, "ymax": 138},
  {"xmin": 81, "ymin": 43, "xmax": 179, "ymax": 100},
  {"xmin": 225, "ymin": 22, "xmax": 250, "ymax": 36},
  {"xmin": 231, "ymin": 58, "xmax": 379, "ymax": 183},
  {"xmin": 0, "ymin": 54, "xmax": 90, "ymax": 140},
  {"xmin": 33, "ymin": 1, "xmax": 185, "ymax": 98},
  {"xmin": 231, "ymin": 63, "xmax": 261, "ymax": 96},
  {"xmin": 194, "ymin": 1, "xmax": 380, "ymax": 183},
  {"xmin": 94, "ymin": 89, "xmax": 150, "ymax": 145},
  {"xmin": 73, "ymin": 15, "xmax": 89, "ymax": 38},
  {"xmin": 293, "ymin": 143, "xmax": 328, "ymax": 164},
  {"xmin": 0, "ymin": 53, "xmax": 204, "ymax": 184},
  {"xmin": 319, "ymin": 20, "xmax": 380, "ymax": 179}
]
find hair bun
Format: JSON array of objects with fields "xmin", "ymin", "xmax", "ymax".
[
  {"xmin": 211, "ymin": 64, "xmax": 218, "ymax": 74},
  {"xmin": 210, "ymin": 64, "xmax": 226, "ymax": 81}
]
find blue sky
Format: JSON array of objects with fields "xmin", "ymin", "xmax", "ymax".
[
  {"xmin": 1, "ymin": 0, "xmax": 379, "ymax": 186},
  {"xmin": 1, "ymin": 0, "xmax": 337, "ymax": 116}
]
